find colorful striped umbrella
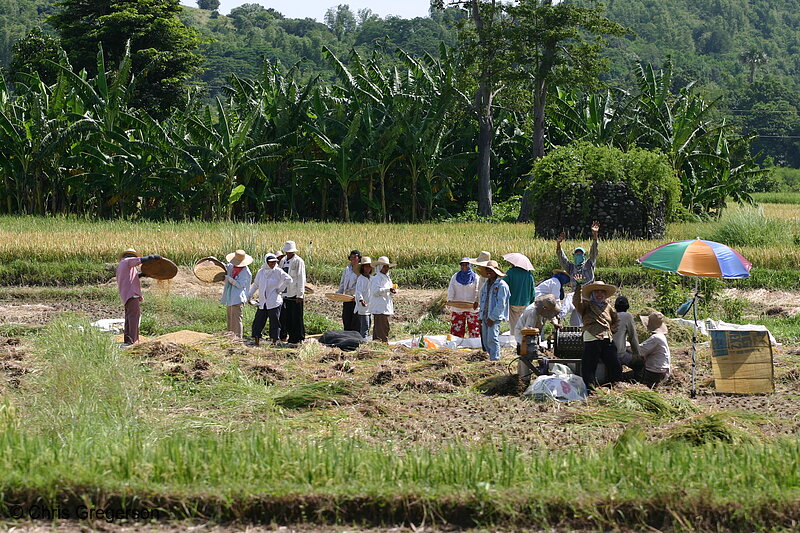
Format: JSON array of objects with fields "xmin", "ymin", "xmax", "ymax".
[
  {"xmin": 637, "ymin": 238, "xmax": 751, "ymax": 279},
  {"xmin": 637, "ymin": 238, "xmax": 751, "ymax": 398}
]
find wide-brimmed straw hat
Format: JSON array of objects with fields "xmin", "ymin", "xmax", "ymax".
[
  {"xmin": 581, "ymin": 280, "xmax": 617, "ymax": 298},
  {"xmin": 641, "ymin": 311, "xmax": 668, "ymax": 334},
  {"xmin": 225, "ymin": 249, "xmax": 254, "ymax": 267},
  {"xmin": 534, "ymin": 294, "xmax": 561, "ymax": 319},
  {"xmin": 372, "ymin": 256, "xmax": 396, "ymax": 268},
  {"xmin": 359, "ymin": 256, "xmax": 373, "ymax": 266},
  {"xmin": 119, "ymin": 248, "xmax": 141, "ymax": 259},
  {"xmin": 552, "ymin": 269, "xmax": 569, "ymax": 275},
  {"xmin": 470, "ymin": 251, "xmax": 491, "ymax": 266},
  {"xmin": 477, "ymin": 260, "xmax": 506, "ymax": 278},
  {"xmin": 282, "ymin": 241, "xmax": 298, "ymax": 253}
]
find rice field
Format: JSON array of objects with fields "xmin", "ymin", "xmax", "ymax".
[{"xmin": 3, "ymin": 203, "xmax": 800, "ymax": 272}]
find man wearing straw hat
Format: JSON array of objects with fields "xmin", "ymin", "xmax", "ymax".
[
  {"xmin": 116, "ymin": 248, "xmax": 161, "ymax": 345},
  {"xmin": 278, "ymin": 241, "xmax": 306, "ymax": 344},
  {"xmin": 635, "ymin": 311, "xmax": 671, "ymax": 388},
  {"xmin": 477, "ymin": 260, "xmax": 510, "ymax": 361},
  {"xmin": 470, "ymin": 251, "xmax": 491, "ymax": 350},
  {"xmin": 220, "ymin": 249, "xmax": 253, "ymax": 340},
  {"xmin": 369, "ymin": 256, "xmax": 397, "ymax": 342},
  {"xmin": 572, "ymin": 280, "xmax": 622, "ymax": 390}
]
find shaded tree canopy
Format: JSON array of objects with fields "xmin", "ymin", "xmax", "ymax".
[{"xmin": 48, "ymin": 0, "xmax": 203, "ymax": 115}]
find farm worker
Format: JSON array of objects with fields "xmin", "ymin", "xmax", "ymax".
[
  {"xmin": 220, "ymin": 249, "xmax": 253, "ymax": 340},
  {"xmin": 446, "ymin": 257, "xmax": 480, "ymax": 338},
  {"xmin": 477, "ymin": 260, "xmax": 510, "ymax": 361},
  {"xmin": 513, "ymin": 294, "xmax": 562, "ymax": 345},
  {"xmin": 535, "ymin": 270, "xmax": 571, "ymax": 302},
  {"xmin": 504, "ymin": 260, "xmax": 535, "ymax": 342},
  {"xmin": 612, "ymin": 295, "xmax": 641, "ymax": 370},
  {"xmin": 278, "ymin": 241, "xmax": 306, "ymax": 344},
  {"xmin": 336, "ymin": 250, "xmax": 361, "ymax": 332},
  {"xmin": 572, "ymin": 280, "xmax": 622, "ymax": 390},
  {"xmin": 116, "ymin": 248, "xmax": 161, "ymax": 345},
  {"xmin": 470, "ymin": 251, "xmax": 491, "ymax": 350},
  {"xmin": 249, "ymin": 253, "xmax": 292, "ymax": 346},
  {"xmin": 556, "ymin": 220, "xmax": 601, "ymax": 326},
  {"xmin": 635, "ymin": 312, "xmax": 671, "ymax": 389},
  {"xmin": 354, "ymin": 257, "xmax": 374, "ymax": 339},
  {"xmin": 368, "ymin": 256, "xmax": 396, "ymax": 342}
]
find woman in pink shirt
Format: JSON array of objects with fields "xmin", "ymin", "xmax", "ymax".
[{"xmin": 116, "ymin": 248, "xmax": 161, "ymax": 345}]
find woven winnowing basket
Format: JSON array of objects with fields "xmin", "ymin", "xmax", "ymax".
[
  {"xmin": 193, "ymin": 257, "xmax": 226, "ymax": 283},
  {"xmin": 141, "ymin": 257, "xmax": 179, "ymax": 280}
]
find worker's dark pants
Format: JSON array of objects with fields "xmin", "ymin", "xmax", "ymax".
[
  {"xmin": 280, "ymin": 298, "xmax": 305, "ymax": 343},
  {"xmin": 581, "ymin": 339, "xmax": 622, "ymax": 390},
  {"xmin": 252, "ymin": 306, "xmax": 281, "ymax": 341},
  {"xmin": 342, "ymin": 301, "xmax": 358, "ymax": 331}
]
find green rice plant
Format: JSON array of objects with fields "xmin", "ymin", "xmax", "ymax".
[
  {"xmin": 664, "ymin": 413, "xmax": 756, "ymax": 445},
  {"xmin": 710, "ymin": 206, "xmax": 788, "ymax": 247},
  {"xmin": 304, "ymin": 312, "xmax": 340, "ymax": 335},
  {"xmin": 752, "ymin": 191, "xmax": 800, "ymax": 204},
  {"xmin": 571, "ymin": 388, "xmax": 699, "ymax": 426},
  {"xmin": 273, "ymin": 380, "xmax": 353, "ymax": 409}
]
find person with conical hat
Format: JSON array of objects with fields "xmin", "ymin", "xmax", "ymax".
[
  {"xmin": 116, "ymin": 248, "xmax": 161, "ymax": 345},
  {"xmin": 447, "ymin": 257, "xmax": 480, "ymax": 339},
  {"xmin": 572, "ymin": 280, "xmax": 622, "ymax": 390},
  {"xmin": 278, "ymin": 241, "xmax": 306, "ymax": 344},
  {"xmin": 477, "ymin": 260, "xmax": 510, "ymax": 361},
  {"xmin": 220, "ymin": 250, "xmax": 253, "ymax": 339},
  {"xmin": 368, "ymin": 256, "xmax": 397, "ymax": 342},
  {"xmin": 635, "ymin": 312, "xmax": 671, "ymax": 389}
]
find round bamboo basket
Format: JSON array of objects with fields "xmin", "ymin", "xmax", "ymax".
[
  {"xmin": 446, "ymin": 300, "xmax": 476, "ymax": 310},
  {"xmin": 193, "ymin": 257, "xmax": 226, "ymax": 283},
  {"xmin": 325, "ymin": 293, "xmax": 355, "ymax": 302},
  {"xmin": 141, "ymin": 257, "xmax": 178, "ymax": 280}
]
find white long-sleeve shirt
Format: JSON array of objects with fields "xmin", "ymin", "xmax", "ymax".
[
  {"xmin": 337, "ymin": 264, "xmax": 358, "ymax": 296},
  {"xmin": 535, "ymin": 277, "xmax": 562, "ymax": 300},
  {"xmin": 279, "ymin": 254, "xmax": 306, "ymax": 299},
  {"xmin": 639, "ymin": 333, "xmax": 671, "ymax": 374},
  {"xmin": 249, "ymin": 266, "xmax": 292, "ymax": 310},
  {"xmin": 354, "ymin": 274, "xmax": 372, "ymax": 315},
  {"xmin": 368, "ymin": 272, "xmax": 394, "ymax": 315},
  {"xmin": 447, "ymin": 272, "xmax": 479, "ymax": 313}
]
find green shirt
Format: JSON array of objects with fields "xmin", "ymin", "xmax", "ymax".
[{"xmin": 505, "ymin": 266, "xmax": 535, "ymax": 307}]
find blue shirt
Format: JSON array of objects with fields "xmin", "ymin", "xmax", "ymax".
[
  {"xmin": 220, "ymin": 264, "xmax": 252, "ymax": 306},
  {"xmin": 480, "ymin": 277, "xmax": 510, "ymax": 322}
]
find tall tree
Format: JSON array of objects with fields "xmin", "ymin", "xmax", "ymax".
[
  {"xmin": 434, "ymin": 0, "xmax": 511, "ymax": 217},
  {"xmin": 739, "ymin": 48, "xmax": 768, "ymax": 84},
  {"xmin": 197, "ymin": 0, "xmax": 220, "ymax": 11},
  {"xmin": 48, "ymin": 0, "xmax": 203, "ymax": 115},
  {"xmin": 512, "ymin": 0, "xmax": 627, "ymax": 221}
]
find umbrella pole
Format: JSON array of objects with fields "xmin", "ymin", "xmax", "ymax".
[{"xmin": 691, "ymin": 277, "xmax": 698, "ymax": 398}]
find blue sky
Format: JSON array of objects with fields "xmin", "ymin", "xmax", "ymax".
[{"xmin": 181, "ymin": 0, "xmax": 434, "ymax": 20}]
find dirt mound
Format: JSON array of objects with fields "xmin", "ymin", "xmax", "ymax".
[
  {"xmin": 132, "ymin": 341, "xmax": 189, "ymax": 362},
  {"xmin": 476, "ymin": 373, "xmax": 524, "ymax": 396},
  {"xmin": 332, "ymin": 360, "xmax": 355, "ymax": 373},
  {"xmin": 777, "ymin": 367, "xmax": 800, "ymax": 383},
  {"xmin": 394, "ymin": 378, "xmax": 457, "ymax": 394},
  {"xmin": 370, "ymin": 366, "xmax": 408, "ymax": 385},
  {"xmin": 441, "ymin": 371, "xmax": 468, "ymax": 387},
  {"xmin": 245, "ymin": 363, "xmax": 286, "ymax": 384},
  {"xmin": 463, "ymin": 349, "xmax": 489, "ymax": 362}
]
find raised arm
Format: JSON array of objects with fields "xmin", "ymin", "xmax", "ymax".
[
  {"xmin": 572, "ymin": 287, "xmax": 585, "ymax": 316},
  {"xmin": 588, "ymin": 221, "xmax": 600, "ymax": 265},
  {"xmin": 556, "ymin": 232, "xmax": 570, "ymax": 269}
]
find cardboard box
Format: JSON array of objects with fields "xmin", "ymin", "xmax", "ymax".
[{"xmin": 710, "ymin": 330, "xmax": 774, "ymax": 394}]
